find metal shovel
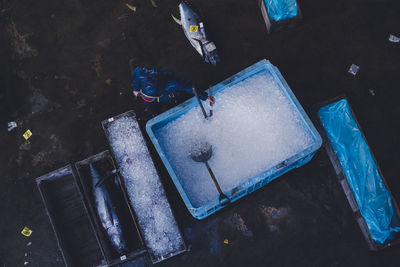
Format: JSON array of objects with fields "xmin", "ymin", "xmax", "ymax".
[
  {"xmin": 209, "ymin": 86, "xmax": 213, "ymax": 117},
  {"xmin": 192, "ymin": 87, "xmax": 209, "ymax": 119},
  {"xmin": 191, "ymin": 87, "xmax": 229, "ymax": 203},
  {"xmin": 189, "ymin": 142, "xmax": 230, "ymax": 204}
]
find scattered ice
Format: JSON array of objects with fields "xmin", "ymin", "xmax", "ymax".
[
  {"xmin": 24, "ymin": 252, "xmax": 27, "ymax": 257},
  {"xmin": 26, "ymin": 242, "xmax": 32, "ymax": 247},
  {"xmin": 389, "ymin": 34, "xmax": 400, "ymax": 43},
  {"xmin": 106, "ymin": 116, "xmax": 184, "ymax": 259},
  {"xmin": 348, "ymin": 64, "xmax": 359, "ymax": 75},
  {"xmin": 369, "ymin": 89, "xmax": 376, "ymax": 96},
  {"xmin": 24, "ymin": 261, "xmax": 29, "ymax": 265},
  {"xmin": 8, "ymin": 121, "xmax": 17, "ymax": 131},
  {"xmin": 155, "ymin": 71, "xmax": 314, "ymax": 207},
  {"xmin": 117, "ymin": 13, "xmax": 129, "ymax": 20}
]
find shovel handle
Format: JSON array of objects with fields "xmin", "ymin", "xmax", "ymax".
[
  {"xmin": 209, "ymin": 86, "xmax": 213, "ymax": 117},
  {"xmin": 192, "ymin": 87, "xmax": 208, "ymax": 119},
  {"xmin": 205, "ymin": 161, "xmax": 230, "ymax": 203}
]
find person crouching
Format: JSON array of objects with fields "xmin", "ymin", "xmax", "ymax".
[{"xmin": 131, "ymin": 67, "xmax": 214, "ymax": 117}]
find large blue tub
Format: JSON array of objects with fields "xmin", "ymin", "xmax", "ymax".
[{"xmin": 146, "ymin": 59, "xmax": 322, "ymax": 219}]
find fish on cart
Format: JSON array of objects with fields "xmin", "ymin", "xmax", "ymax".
[
  {"xmin": 172, "ymin": 1, "xmax": 220, "ymax": 66},
  {"xmin": 90, "ymin": 164, "xmax": 128, "ymax": 255}
]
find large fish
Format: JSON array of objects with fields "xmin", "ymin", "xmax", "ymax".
[
  {"xmin": 172, "ymin": 2, "xmax": 220, "ymax": 66},
  {"xmin": 90, "ymin": 164, "xmax": 127, "ymax": 254}
]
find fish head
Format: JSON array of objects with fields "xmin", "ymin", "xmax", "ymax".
[
  {"xmin": 178, "ymin": 2, "xmax": 203, "ymax": 57},
  {"xmin": 178, "ymin": 2, "xmax": 201, "ymax": 23},
  {"xmin": 177, "ymin": 2, "xmax": 220, "ymax": 66}
]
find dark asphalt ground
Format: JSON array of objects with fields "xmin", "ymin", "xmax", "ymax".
[{"xmin": 1, "ymin": 0, "xmax": 400, "ymax": 266}]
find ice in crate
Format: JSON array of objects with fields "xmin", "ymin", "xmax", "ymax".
[{"xmin": 155, "ymin": 70, "xmax": 314, "ymax": 207}]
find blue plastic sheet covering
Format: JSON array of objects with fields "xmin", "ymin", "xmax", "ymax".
[
  {"xmin": 318, "ymin": 99, "xmax": 400, "ymax": 244},
  {"xmin": 264, "ymin": 0, "xmax": 298, "ymax": 22}
]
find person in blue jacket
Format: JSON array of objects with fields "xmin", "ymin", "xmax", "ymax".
[{"xmin": 131, "ymin": 67, "xmax": 214, "ymax": 111}]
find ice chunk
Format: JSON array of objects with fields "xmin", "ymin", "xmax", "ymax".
[
  {"xmin": 106, "ymin": 115, "xmax": 184, "ymax": 259},
  {"xmin": 155, "ymin": 71, "xmax": 314, "ymax": 207},
  {"xmin": 348, "ymin": 64, "xmax": 359, "ymax": 75},
  {"xmin": 369, "ymin": 89, "xmax": 376, "ymax": 96}
]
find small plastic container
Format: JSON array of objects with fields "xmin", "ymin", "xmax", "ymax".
[{"xmin": 258, "ymin": 0, "xmax": 303, "ymax": 33}]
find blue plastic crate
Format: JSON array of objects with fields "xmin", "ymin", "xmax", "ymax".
[{"xmin": 146, "ymin": 59, "xmax": 322, "ymax": 219}]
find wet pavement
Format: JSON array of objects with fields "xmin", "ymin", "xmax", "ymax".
[{"xmin": 1, "ymin": 0, "xmax": 400, "ymax": 266}]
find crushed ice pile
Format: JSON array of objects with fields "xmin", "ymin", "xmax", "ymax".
[
  {"xmin": 156, "ymin": 71, "xmax": 314, "ymax": 207},
  {"xmin": 106, "ymin": 116, "xmax": 184, "ymax": 258}
]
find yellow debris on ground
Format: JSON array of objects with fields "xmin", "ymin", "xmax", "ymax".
[
  {"xmin": 23, "ymin": 130, "xmax": 32, "ymax": 140},
  {"xmin": 149, "ymin": 0, "xmax": 157, "ymax": 7},
  {"xmin": 125, "ymin": 3, "xmax": 136, "ymax": 12},
  {"xmin": 21, "ymin": 226, "xmax": 33, "ymax": 237}
]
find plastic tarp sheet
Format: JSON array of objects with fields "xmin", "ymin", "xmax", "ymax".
[
  {"xmin": 318, "ymin": 99, "xmax": 400, "ymax": 244},
  {"xmin": 264, "ymin": 0, "xmax": 298, "ymax": 22}
]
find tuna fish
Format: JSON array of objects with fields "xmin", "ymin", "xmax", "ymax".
[
  {"xmin": 172, "ymin": 2, "xmax": 220, "ymax": 66},
  {"xmin": 90, "ymin": 164, "xmax": 127, "ymax": 254}
]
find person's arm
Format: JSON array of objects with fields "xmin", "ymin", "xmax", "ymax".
[
  {"xmin": 158, "ymin": 69, "xmax": 175, "ymax": 77},
  {"xmin": 169, "ymin": 81, "xmax": 209, "ymax": 100},
  {"xmin": 197, "ymin": 89, "xmax": 209, "ymax": 101},
  {"xmin": 162, "ymin": 72, "xmax": 213, "ymax": 102},
  {"xmin": 191, "ymin": 87, "xmax": 213, "ymax": 102}
]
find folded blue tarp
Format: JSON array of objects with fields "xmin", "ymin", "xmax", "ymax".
[
  {"xmin": 318, "ymin": 99, "xmax": 400, "ymax": 244},
  {"xmin": 264, "ymin": 0, "xmax": 298, "ymax": 22}
]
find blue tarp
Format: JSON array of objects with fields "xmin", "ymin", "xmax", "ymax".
[
  {"xmin": 318, "ymin": 99, "xmax": 400, "ymax": 244},
  {"xmin": 264, "ymin": 0, "xmax": 298, "ymax": 22}
]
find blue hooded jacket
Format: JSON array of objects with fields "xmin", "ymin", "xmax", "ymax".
[{"xmin": 132, "ymin": 67, "xmax": 207, "ymax": 103}]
